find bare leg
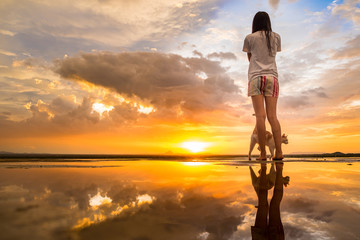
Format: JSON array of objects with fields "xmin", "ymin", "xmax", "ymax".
[
  {"xmin": 268, "ymin": 162, "xmax": 284, "ymax": 240},
  {"xmin": 254, "ymin": 163, "xmax": 268, "ymax": 229},
  {"xmin": 251, "ymin": 95, "xmax": 267, "ymax": 160},
  {"xmin": 265, "ymin": 96, "xmax": 283, "ymax": 159}
]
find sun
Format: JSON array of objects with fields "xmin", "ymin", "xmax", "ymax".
[{"xmin": 181, "ymin": 141, "xmax": 210, "ymax": 153}]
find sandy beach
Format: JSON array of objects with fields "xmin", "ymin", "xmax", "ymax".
[{"xmin": 0, "ymin": 158, "xmax": 359, "ymax": 240}]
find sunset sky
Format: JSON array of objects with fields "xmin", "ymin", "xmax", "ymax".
[{"xmin": 0, "ymin": 0, "xmax": 359, "ymax": 154}]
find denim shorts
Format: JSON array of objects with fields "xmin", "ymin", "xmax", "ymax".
[{"xmin": 248, "ymin": 76, "xmax": 279, "ymax": 97}]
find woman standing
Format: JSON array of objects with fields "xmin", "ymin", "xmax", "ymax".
[{"xmin": 243, "ymin": 11, "xmax": 283, "ymax": 160}]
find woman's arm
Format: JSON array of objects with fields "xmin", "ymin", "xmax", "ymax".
[{"xmin": 247, "ymin": 53, "xmax": 251, "ymax": 62}]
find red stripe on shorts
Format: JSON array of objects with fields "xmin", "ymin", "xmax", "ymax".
[{"xmin": 260, "ymin": 76, "xmax": 265, "ymax": 94}]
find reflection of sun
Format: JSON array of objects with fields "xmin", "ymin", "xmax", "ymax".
[
  {"xmin": 181, "ymin": 141, "xmax": 210, "ymax": 153},
  {"xmin": 182, "ymin": 162, "xmax": 209, "ymax": 166}
]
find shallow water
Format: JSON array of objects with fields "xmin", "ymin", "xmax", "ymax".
[{"xmin": 0, "ymin": 158, "xmax": 359, "ymax": 240}]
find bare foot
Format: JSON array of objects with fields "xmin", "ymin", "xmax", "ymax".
[
  {"xmin": 273, "ymin": 151, "xmax": 283, "ymax": 160},
  {"xmin": 256, "ymin": 153, "xmax": 267, "ymax": 161}
]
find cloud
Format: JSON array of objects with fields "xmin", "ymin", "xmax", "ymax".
[
  {"xmin": 301, "ymin": 87, "xmax": 329, "ymax": 98},
  {"xmin": 279, "ymin": 95, "xmax": 311, "ymax": 110},
  {"xmin": 331, "ymin": 0, "xmax": 360, "ymax": 25},
  {"xmin": 269, "ymin": 0, "xmax": 280, "ymax": 10},
  {"xmin": 279, "ymin": 72, "xmax": 297, "ymax": 86},
  {"xmin": 21, "ymin": 97, "xmax": 101, "ymax": 135},
  {"xmin": 55, "ymin": 51, "xmax": 239, "ymax": 114},
  {"xmin": 0, "ymin": 0, "xmax": 223, "ymax": 55},
  {"xmin": 207, "ymin": 51, "xmax": 237, "ymax": 60},
  {"xmin": 0, "ymin": 29, "xmax": 16, "ymax": 36},
  {"xmin": 193, "ymin": 50, "xmax": 204, "ymax": 58},
  {"xmin": 0, "ymin": 51, "xmax": 244, "ymax": 139},
  {"xmin": 332, "ymin": 34, "xmax": 360, "ymax": 59},
  {"xmin": 310, "ymin": 0, "xmax": 359, "ymax": 38},
  {"xmin": 0, "ymin": 49, "xmax": 16, "ymax": 56}
]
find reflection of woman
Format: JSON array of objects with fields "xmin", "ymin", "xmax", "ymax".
[
  {"xmin": 243, "ymin": 11, "xmax": 283, "ymax": 160},
  {"xmin": 251, "ymin": 162, "xmax": 289, "ymax": 239}
]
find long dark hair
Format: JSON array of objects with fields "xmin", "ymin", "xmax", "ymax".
[{"xmin": 252, "ymin": 11, "xmax": 272, "ymax": 55}]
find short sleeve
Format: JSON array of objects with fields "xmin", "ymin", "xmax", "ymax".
[
  {"xmin": 243, "ymin": 35, "xmax": 250, "ymax": 52},
  {"xmin": 276, "ymin": 34, "xmax": 281, "ymax": 52}
]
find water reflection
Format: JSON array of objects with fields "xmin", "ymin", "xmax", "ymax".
[
  {"xmin": 250, "ymin": 162, "xmax": 289, "ymax": 240},
  {"xmin": 0, "ymin": 160, "xmax": 360, "ymax": 239}
]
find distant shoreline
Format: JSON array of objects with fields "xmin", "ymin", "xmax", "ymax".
[{"xmin": 0, "ymin": 152, "xmax": 359, "ymax": 159}]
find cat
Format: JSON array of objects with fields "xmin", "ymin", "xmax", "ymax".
[{"xmin": 248, "ymin": 128, "xmax": 288, "ymax": 160}]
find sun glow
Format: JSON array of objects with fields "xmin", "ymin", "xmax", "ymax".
[
  {"xmin": 182, "ymin": 161, "xmax": 209, "ymax": 166},
  {"xmin": 181, "ymin": 141, "xmax": 210, "ymax": 153},
  {"xmin": 92, "ymin": 103, "xmax": 114, "ymax": 116}
]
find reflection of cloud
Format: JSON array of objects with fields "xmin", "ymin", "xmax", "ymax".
[
  {"xmin": 308, "ymin": 210, "xmax": 335, "ymax": 223},
  {"xmin": 1, "ymin": 162, "xmax": 360, "ymax": 240},
  {"xmin": 283, "ymin": 223, "xmax": 312, "ymax": 239},
  {"xmin": 89, "ymin": 190, "xmax": 112, "ymax": 207},
  {"xmin": 136, "ymin": 194, "xmax": 155, "ymax": 205},
  {"xmin": 4, "ymin": 179, "xmax": 245, "ymax": 240},
  {"xmin": 68, "ymin": 186, "xmax": 248, "ymax": 240},
  {"xmin": 282, "ymin": 196, "xmax": 319, "ymax": 213},
  {"xmin": 74, "ymin": 190, "xmax": 157, "ymax": 230}
]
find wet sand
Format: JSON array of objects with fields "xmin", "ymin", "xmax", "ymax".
[{"xmin": 0, "ymin": 159, "xmax": 359, "ymax": 240}]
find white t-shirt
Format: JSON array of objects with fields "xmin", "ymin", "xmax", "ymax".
[{"xmin": 242, "ymin": 31, "xmax": 281, "ymax": 81}]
